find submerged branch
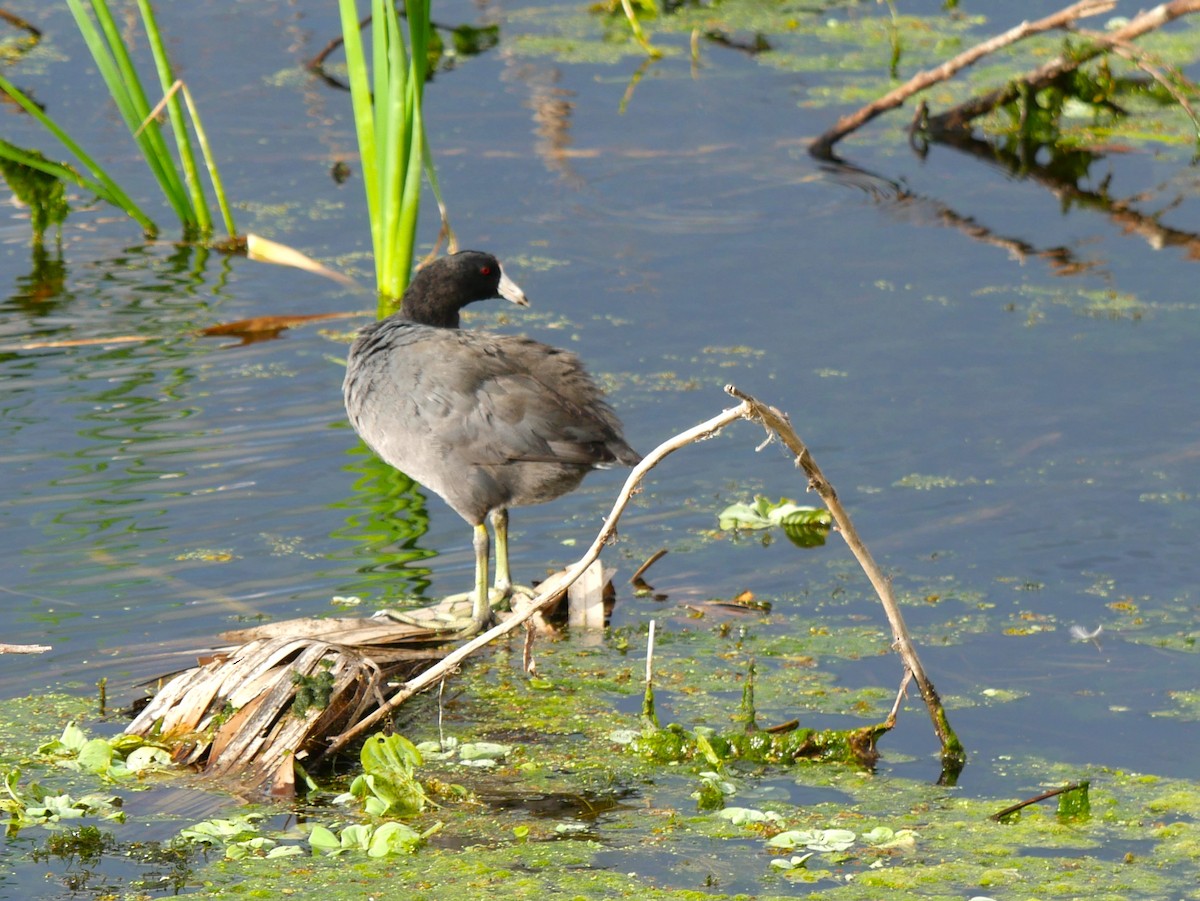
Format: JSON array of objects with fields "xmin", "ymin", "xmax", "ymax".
[
  {"xmin": 810, "ymin": 0, "xmax": 1116, "ymax": 157},
  {"xmin": 925, "ymin": 0, "xmax": 1200, "ymax": 135},
  {"xmin": 990, "ymin": 781, "xmax": 1090, "ymax": 821}
]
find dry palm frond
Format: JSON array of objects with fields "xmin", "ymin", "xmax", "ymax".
[
  {"xmin": 125, "ymin": 583, "xmax": 574, "ymax": 796},
  {"xmin": 127, "ymin": 634, "xmax": 442, "ymax": 796}
]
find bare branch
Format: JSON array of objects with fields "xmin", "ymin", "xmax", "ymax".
[
  {"xmin": 926, "ymin": 0, "xmax": 1200, "ymax": 134},
  {"xmin": 724, "ymin": 386, "xmax": 963, "ymax": 765}
]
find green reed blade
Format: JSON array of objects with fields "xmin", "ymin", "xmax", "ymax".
[
  {"xmin": 340, "ymin": 0, "xmax": 436, "ymax": 306},
  {"xmin": 380, "ymin": 0, "xmax": 412, "ymax": 299},
  {"xmin": 66, "ymin": 0, "xmax": 193, "ymax": 225},
  {"xmin": 0, "ymin": 71, "xmax": 158, "ymax": 236},
  {"xmin": 339, "ymin": 0, "xmax": 381, "ymax": 288},
  {"xmin": 179, "ymin": 82, "xmax": 237, "ymax": 237},
  {"xmin": 137, "ymin": 0, "xmax": 210, "ymax": 234}
]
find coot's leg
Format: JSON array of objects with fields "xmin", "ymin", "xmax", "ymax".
[
  {"xmin": 490, "ymin": 508, "xmax": 513, "ymax": 597},
  {"xmin": 469, "ymin": 522, "xmax": 493, "ymax": 634}
]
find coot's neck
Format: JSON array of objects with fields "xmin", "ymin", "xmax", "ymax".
[
  {"xmin": 398, "ymin": 266, "xmax": 469, "ymax": 329},
  {"xmin": 399, "ymin": 296, "xmax": 460, "ymax": 329}
]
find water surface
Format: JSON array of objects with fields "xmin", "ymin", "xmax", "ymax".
[{"xmin": 1, "ymin": 0, "xmax": 1199, "ymax": 891}]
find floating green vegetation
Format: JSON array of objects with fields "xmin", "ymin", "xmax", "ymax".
[
  {"xmin": 0, "ymin": 141, "xmax": 69, "ymax": 244},
  {"xmin": 2, "ymin": 770, "xmax": 126, "ymax": 833},
  {"xmin": 892, "ymin": 473, "xmax": 984, "ymax": 490},
  {"xmin": 717, "ymin": 495, "xmax": 833, "ymax": 548},
  {"xmin": 987, "ymin": 282, "xmax": 1187, "ymax": 323},
  {"xmin": 7, "ymin": 679, "xmax": 1200, "ymax": 898},
  {"xmin": 627, "ymin": 660, "xmax": 887, "ymax": 771},
  {"xmin": 35, "ymin": 721, "xmax": 171, "ymax": 784},
  {"xmin": 339, "ymin": 733, "xmax": 429, "ymax": 817}
]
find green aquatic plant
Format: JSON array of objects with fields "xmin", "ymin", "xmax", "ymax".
[
  {"xmin": 337, "ymin": 732, "xmax": 428, "ymax": 817},
  {"xmin": 308, "ymin": 820, "xmax": 425, "ymax": 857},
  {"xmin": 1, "ymin": 769, "xmax": 125, "ymax": 835},
  {"xmin": 0, "ymin": 140, "xmax": 70, "ymax": 244},
  {"xmin": 717, "ymin": 495, "xmax": 833, "ymax": 547},
  {"xmin": 36, "ymin": 721, "xmax": 170, "ymax": 783},
  {"xmin": 0, "ymin": 0, "xmax": 238, "ymax": 240},
  {"xmin": 339, "ymin": 0, "xmax": 451, "ymax": 311},
  {"xmin": 66, "ymin": 0, "xmax": 236, "ymax": 238},
  {"xmin": 0, "ymin": 80, "xmax": 157, "ymax": 236},
  {"xmin": 629, "ymin": 659, "xmax": 889, "ymax": 769}
]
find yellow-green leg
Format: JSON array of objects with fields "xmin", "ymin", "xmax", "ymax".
[
  {"xmin": 471, "ymin": 522, "xmax": 492, "ymax": 633},
  {"xmin": 490, "ymin": 508, "xmax": 512, "ymax": 596}
]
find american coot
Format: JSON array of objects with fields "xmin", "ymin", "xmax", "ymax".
[{"xmin": 343, "ymin": 251, "xmax": 641, "ymax": 635}]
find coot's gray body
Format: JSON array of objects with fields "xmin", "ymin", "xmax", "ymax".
[{"xmin": 343, "ymin": 251, "xmax": 640, "ymax": 634}]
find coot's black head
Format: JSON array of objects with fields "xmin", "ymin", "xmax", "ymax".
[{"xmin": 400, "ymin": 250, "xmax": 529, "ymax": 328}]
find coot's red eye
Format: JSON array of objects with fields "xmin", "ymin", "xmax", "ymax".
[{"xmin": 480, "ymin": 266, "xmax": 491, "ymax": 276}]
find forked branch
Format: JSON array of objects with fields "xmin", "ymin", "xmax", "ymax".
[
  {"xmin": 810, "ymin": 0, "xmax": 1116, "ymax": 157},
  {"xmin": 810, "ymin": 0, "xmax": 1200, "ymax": 157}
]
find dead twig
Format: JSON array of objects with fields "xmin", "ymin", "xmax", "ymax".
[
  {"xmin": 0, "ymin": 643, "xmax": 51, "ymax": 654},
  {"xmin": 0, "ymin": 8, "xmax": 41, "ymax": 37},
  {"xmin": 990, "ymin": 781, "xmax": 1090, "ymax": 821},
  {"xmin": 810, "ymin": 0, "xmax": 1116, "ymax": 157},
  {"xmin": 630, "ymin": 548, "xmax": 668, "ymax": 585},
  {"xmin": 886, "ymin": 669, "xmax": 915, "ymax": 729}
]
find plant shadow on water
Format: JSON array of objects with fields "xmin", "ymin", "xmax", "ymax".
[{"xmin": 3, "ymin": 0, "xmax": 1200, "ymax": 897}]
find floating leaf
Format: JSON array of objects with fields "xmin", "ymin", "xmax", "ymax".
[
  {"xmin": 863, "ymin": 826, "xmax": 918, "ymax": 850},
  {"xmin": 714, "ymin": 806, "xmax": 780, "ymax": 825},
  {"xmin": 178, "ymin": 814, "xmax": 264, "ymax": 845},
  {"xmin": 308, "ymin": 824, "xmax": 342, "ymax": 854},
  {"xmin": 458, "ymin": 741, "xmax": 512, "ymax": 761},
  {"xmin": 769, "ymin": 852, "xmax": 815, "ymax": 870},
  {"xmin": 367, "ymin": 821, "xmax": 421, "ymax": 857},
  {"xmin": 767, "ymin": 828, "xmax": 857, "ymax": 852}
]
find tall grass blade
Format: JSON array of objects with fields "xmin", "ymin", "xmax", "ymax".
[
  {"xmin": 339, "ymin": 0, "xmax": 382, "ymax": 289},
  {"xmin": 178, "ymin": 83, "xmax": 237, "ymax": 238},
  {"xmin": 136, "ymin": 0, "xmax": 210, "ymax": 234},
  {"xmin": 68, "ymin": 0, "xmax": 193, "ymax": 225},
  {"xmin": 379, "ymin": 0, "xmax": 411, "ymax": 300},
  {"xmin": 393, "ymin": 0, "xmax": 429, "ymax": 295},
  {"xmin": 339, "ymin": 0, "xmax": 439, "ymax": 309}
]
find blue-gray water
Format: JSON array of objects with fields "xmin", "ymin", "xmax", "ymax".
[{"xmin": 2, "ymin": 0, "xmax": 1199, "ymax": 885}]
